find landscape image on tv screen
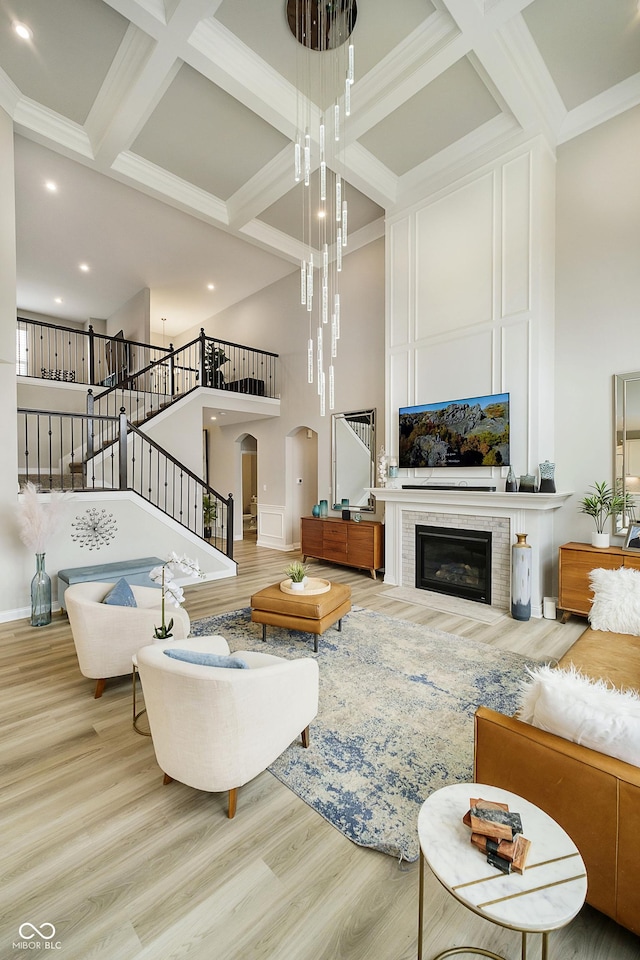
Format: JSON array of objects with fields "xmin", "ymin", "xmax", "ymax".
[{"xmin": 399, "ymin": 393, "xmax": 510, "ymax": 468}]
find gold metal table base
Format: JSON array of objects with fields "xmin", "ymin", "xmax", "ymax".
[
  {"xmin": 132, "ymin": 664, "xmax": 151, "ymax": 736},
  {"xmin": 418, "ymin": 850, "xmax": 550, "ymax": 960}
]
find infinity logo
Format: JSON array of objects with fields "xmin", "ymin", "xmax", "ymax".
[{"xmin": 18, "ymin": 923, "xmax": 56, "ymax": 941}]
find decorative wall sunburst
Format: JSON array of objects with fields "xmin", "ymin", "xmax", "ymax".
[{"xmin": 70, "ymin": 508, "xmax": 117, "ymax": 550}]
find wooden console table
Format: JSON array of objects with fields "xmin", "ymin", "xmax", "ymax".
[
  {"xmin": 301, "ymin": 516, "xmax": 383, "ymax": 580},
  {"xmin": 558, "ymin": 540, "xmax": 640, "ymax": 621}
]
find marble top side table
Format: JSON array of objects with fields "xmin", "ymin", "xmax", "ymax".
[{"xmin": 417, "ymin": 783, "xmax": 587, "ymax": 960}]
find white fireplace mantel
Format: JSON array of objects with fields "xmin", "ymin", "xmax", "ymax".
[{"xmin": 370, "ymin": 487, "xmax": 573, "ymax": 618}]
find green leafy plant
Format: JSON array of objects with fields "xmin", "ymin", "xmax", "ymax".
[
  {"xmin": 204, "ymin": 344, "xmax": 228, "ymax": 388},
  {"xmin": 578, "ymin": 481, "xmax": 635, "ymax": 533},
  {"xmin": 284, "ymin": 560, "xmax": 308, "ymax": 583},
  {"xmin": 202, "ymin": 495, "xmax": 217, "ymax": 528}
]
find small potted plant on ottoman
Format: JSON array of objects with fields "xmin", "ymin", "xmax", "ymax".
[{"xmin": 285, "ymin": 560, "xmax": 308, "ymax": 591}]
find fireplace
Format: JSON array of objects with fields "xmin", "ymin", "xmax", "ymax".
[{"xmin": 415, "ymin": 525, "xmax": 492, "ymax": 604}]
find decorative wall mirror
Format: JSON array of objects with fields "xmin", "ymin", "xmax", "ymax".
[
  {"xmin": 332, "ymin": 409, "xmax": 376, "ymax": 512},
  {"xmin": 614, "ymin": 371, "xmax": 640, "ymax": 533}
]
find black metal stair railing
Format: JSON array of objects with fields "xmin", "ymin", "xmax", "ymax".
[
  {"xmin": 16, "ymin": 318, "xmax": 171, "ymax": 387},
  {"xmin": 17, "ymin": 318, "xmax": 280, "ymax": 405},
  {"xmin": 17, "ymin": 407, "xmax": 234, "ymax": 560}
]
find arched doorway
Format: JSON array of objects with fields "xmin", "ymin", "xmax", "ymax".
[{"xmin": 239, "ymin": 434, "xmax": 257, "ymax": 540}]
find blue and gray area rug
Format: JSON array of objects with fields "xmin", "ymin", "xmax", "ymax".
[{"xmin": 191, "ymin": 607, "xmax": 537, "ymax": 862}]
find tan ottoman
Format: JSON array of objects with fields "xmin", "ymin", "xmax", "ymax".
[{"xmin": 250, "ymin": 581, "xmax": 352, "ymax": 652}]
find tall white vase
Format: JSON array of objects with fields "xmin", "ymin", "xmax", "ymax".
[{"xmin": 511, "ymin": 533, "xmax": 532, "ymax": 622}]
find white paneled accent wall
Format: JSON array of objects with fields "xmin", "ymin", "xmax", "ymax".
[{"xmin": 386, "ymin": 137, "xmax": 556, "ymax": 485}]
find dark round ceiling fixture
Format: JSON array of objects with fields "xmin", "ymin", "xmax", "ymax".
[{"xmin": 287, "ymin": 0, "xmax": 357, "ymax": 52}]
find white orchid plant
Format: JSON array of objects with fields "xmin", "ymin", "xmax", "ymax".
[{"xmin": 149, "ymin": 552, "xmax": 204, "ymax": 640}]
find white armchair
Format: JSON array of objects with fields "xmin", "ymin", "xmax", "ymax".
[
  {"xmin": 136, "ymin": 635, "xmax": 320, "ymax": 818},
  {"xmin": 65, "ymin": 580, "xmax": 190, "ymax": 698}
]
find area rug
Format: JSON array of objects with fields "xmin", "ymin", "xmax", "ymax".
[{"xmin": 191, "ymin": 608, "xmax": 538, "ymax": 862}]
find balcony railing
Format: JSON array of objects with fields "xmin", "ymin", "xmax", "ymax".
[
  {"xmin": 17, "ymin": 407, "xmax": 234, "ymax": 559},
  {"xmin": 16, "ymin": 319, "xmax": 279, "ymax": 401}
]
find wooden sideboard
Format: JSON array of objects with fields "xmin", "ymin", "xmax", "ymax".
[
  {"xmin": 558, "ymin": 540, "xmax": 640, "ymax": 621},
  {"xmin": 301, "ymin": 516, "xmax": 384, "ymax": 580}
]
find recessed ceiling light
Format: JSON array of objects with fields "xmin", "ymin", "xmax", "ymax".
[
  {"xmin": 54, "ymin": 297, "xmax": 63, "ymax": 304},
  {"xmin": 210, "ymin": 416, "xmax": 217, "ymax": 421},
  {"xmin": 79, "ymin": 263, "xmax": 90, "ymax": 272},
  {"xmin": 45, "ymin": 181, "xmax": 58, "ymax": 193},
  {"xmin": 13, "ymin": 21, "xmax": 32, "ymax": 41},
  {"xmin": 207, "ymin": 283, "xmax": 215, "ymax": 290},
  {"xmin": 317, "ymin": 209, "xmax": 326, "ymax": 219}
]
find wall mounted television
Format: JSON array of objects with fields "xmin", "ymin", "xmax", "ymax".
[{"xmin": 399, "ymin": 393, "xmax": 510, "ymax": 468}]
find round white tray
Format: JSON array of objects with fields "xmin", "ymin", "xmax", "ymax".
[{"xmin": 280, "ymin": 577, "xmax": 331, "ymax": 596}]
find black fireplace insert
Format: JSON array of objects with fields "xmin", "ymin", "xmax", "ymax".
[{"xmin": 415, "ymin": 525, "xmax": 492, "ymax": 604}]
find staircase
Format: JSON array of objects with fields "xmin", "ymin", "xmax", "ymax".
[{"xmin": 17, "ymin": 323, "xmax": 280, "ymax": 562}]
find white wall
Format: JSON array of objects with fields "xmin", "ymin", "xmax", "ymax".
[
  {"xmin": 386, "ymin": 137, "xmax": 556, "ymax": 487},
  {"xmin": 554, "ymin": 104, "xmax": 640, "ymax": 554},
  {"xmin": 107, "ymin": 287, "xmax": 150, "ymax": 342},
  {"xmin": 196, "ymin": 239, "xmax": 385, "ymax": 548},
  {"xmin": 4, "ymin": 491, "xmax": 235, "ymax": 622},
  {"xmin": 0, "ymin": 107, "xmax": 21, "ymax": 615}
]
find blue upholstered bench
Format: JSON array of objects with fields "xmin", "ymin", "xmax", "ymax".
[{"xmin": 57, "ymin": 556, "xmax": 163, "ymax": 611}]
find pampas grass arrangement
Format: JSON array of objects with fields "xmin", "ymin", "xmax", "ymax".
[{"xmin": 18, "ymin": 483, "xmax": 67, "ymax": 553}]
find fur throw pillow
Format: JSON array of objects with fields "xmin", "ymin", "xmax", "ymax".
[
  {"xmin": 518, "ymin": 663, "xmax": 640, "ymax": 766},
  {"xmin": 588, "ymin": 566, "xmax": 640, "ymax": 634}
]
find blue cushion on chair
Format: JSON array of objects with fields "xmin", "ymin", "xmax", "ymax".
[
  {"xmin": 103, "ymin": 578, "xmax": 137, "ymax": 607},
  {"xmin": 163, "ymin": 648, "xmax": 249, "ymax": 669}
]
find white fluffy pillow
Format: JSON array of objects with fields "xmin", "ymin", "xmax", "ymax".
[
  {"xmin": 588, "ymin": 566, "xmax": 640, "ymax": 634},
  {"xmin": 518, "ymin": 663, "xmax": 640, "ymax": 766}
]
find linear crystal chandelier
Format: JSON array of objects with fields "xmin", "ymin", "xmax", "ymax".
[{"xmin": 287, "ymin": 0, "xmax": 357, "ymax": 416}]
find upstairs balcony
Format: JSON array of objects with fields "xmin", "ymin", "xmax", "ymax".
[{"xmin": 16, "ymin": 318, "xmax": 279, "ymax": 401}]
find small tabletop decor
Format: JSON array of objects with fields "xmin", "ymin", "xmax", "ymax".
[
  {"xmin": 283, "ymin": 560, "xmax": 308, "ymax": 591},
  {"xmin": 280, "ymin": 577, "xmax": 331, "ymax": 596},
  {"xmin": 579, "ymin": 480, "xmax": 635, "ymax": 548},
  {"xmin": 149, "ymin": 552, "xmax": 204, "ymax": 640}
]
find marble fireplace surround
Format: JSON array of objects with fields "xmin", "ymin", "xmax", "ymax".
[{"xmin": 370, "ymin": 487, "xmax": 571, "ymax": 619}]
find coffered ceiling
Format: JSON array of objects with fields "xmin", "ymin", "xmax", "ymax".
[{"xmin": 1, "ymin": 0, "xmax": 639, "ymax": 336}]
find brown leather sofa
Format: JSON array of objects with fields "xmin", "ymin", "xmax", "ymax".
[{"xmin": 474, "ymin": 626, "xmax": 640, "ymax": 936}]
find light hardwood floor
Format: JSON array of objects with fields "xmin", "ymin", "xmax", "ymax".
[{"xmin": 2, "ymin": 539, "xmax": 638, "ymax": 959}]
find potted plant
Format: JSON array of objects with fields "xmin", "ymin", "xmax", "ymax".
[
  {"xmin": 578, "ymin": 481, "xmax": 635, "ymax": 548},
  {"xmin": 204, "ymin": 345, "xmax": 227, "ymax": 389},
  {"xmin": 284, "ymin": 560, "xmax": 308, "ymax": 592},
  {"xmin": 203, "ymin": 494, "xmax": 217, "ymax": 539}
]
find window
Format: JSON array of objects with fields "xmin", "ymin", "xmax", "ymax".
[{"xmin": 16, "ymin": 327, "xmax": 28, "ymax": 376}]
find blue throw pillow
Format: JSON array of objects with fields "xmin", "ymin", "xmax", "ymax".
[
  {"xmin": 103, "ymin": 578, "xmax": 137, "ymax": 607},
  {"xmin": 164, "ymin": 648, "xmax": 249, "ymax": 669}
]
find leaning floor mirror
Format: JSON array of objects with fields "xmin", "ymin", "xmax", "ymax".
[
  {"xmin": 332, "ymin": 409, "xmax": 376, "ymax": 511},
  {"xmin": 614, "ymin": 371, "xmax": 640, "ymax": 534}
]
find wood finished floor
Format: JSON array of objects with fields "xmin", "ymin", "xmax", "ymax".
[{"xmin": 2, "ymin": 539, "xmax": 638, "ymax": 960}]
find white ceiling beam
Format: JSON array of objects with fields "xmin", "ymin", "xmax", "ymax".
[
  {"xmin": 13, "ymin": 99, "xmax": 94, "ymax": 160},
  {"xmin": 93, "ymin": 0, "xmax": 221, "ymax": 167},
  {"xmin": 238, "ymin": 220, "xmax": 306, "ymax": 267},
  {"xmin": 394, "ymin": 113, "xmax": 522, "ymax": 210},
  {"xmin": 559, "ymin": 72, "xmax": 640, "ymax": 145},
  {"xmin": 226, "ymin": 147, "xmax": 297, "ymax": 231},
  {"xmin": 111, "ymin": 150, "xmax": 229, "ymax": 224},
  {"xmin": 186, "ymin": 18, "xmax": 301, "ymax": 142}
]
